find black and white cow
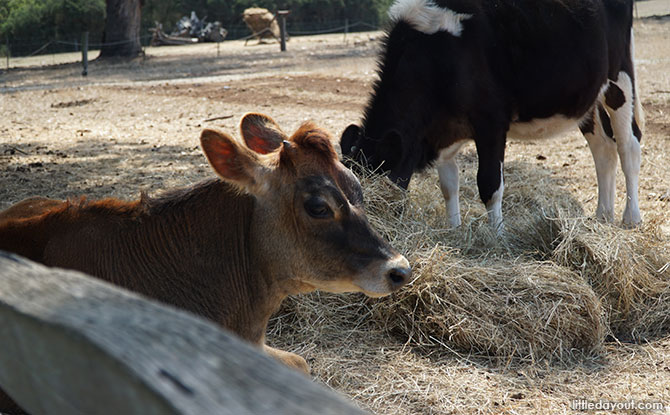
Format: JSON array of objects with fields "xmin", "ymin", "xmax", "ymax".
[{"xmin": 341, "ymin": 0, "xmax": 644, "ymax": 230}]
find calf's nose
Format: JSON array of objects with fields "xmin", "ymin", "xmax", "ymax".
[{"xmin": 386, "ymin": 255, "xmax": 412, "ymax": 290}]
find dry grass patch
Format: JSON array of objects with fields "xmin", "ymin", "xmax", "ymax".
[
  {"xmin": 270, "ymin": 155, "xmax": 670, "ymax": 369},
  {"xmin": 552, "ymin": 215, "xmax": 670, "ymax": 341},
  {"xmin": 375, "ymin": 252, "xmax": 605, "ymax": 364},
  {"xmin": 359, "ymin": 159, "xmax": 607, "ymax": 363}
]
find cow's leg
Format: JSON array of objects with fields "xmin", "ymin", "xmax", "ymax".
[
  {"xmin": 483, "ymin": 161, "xmax": 504, "ymax": 231},
  {"xmin": 604, "ymin": 71, "xmax": 642, "ymax": 226},
  {"xmin": 437, "ymin": 159, "xmax": 461, "ymax": 227},
  {"xmin": 263, "ymin": 344, "xmax": 310, "ymax": 375},
  {"xmin": 436, "ymin": 141, "xmax": 465, "ymax": 227},
  {"xmin": 474, "ymin": 127, "xmax": 506, "ymax": 232},
  {"xmin": 581, "ymin": 105, "xmax": 618, "ymax": 222}
]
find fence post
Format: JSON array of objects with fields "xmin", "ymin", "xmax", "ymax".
[
  {"xmin": 81, "ymin": 32, "xmax": 88, "ymax": 77},
  {"xmin": 5, "ymin": 37, "xmax": 9, "ymax": 70},
  {"xmin": 344, "ymin": 19, "xmax": 349, "ymax": 42},
  {"xmin": 278, "ymin": 10, "xmax": 290, "ymax": 52}
]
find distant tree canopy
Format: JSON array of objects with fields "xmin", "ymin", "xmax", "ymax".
[
  {"xmin": 0, "ymin": 0, "xmax": 106, "ymax": 41},
  {"xmin": 0, "ymin": 0, "xmax": 393, "ymax": 55}
]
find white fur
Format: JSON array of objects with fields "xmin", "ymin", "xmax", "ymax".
[
  {"xmin": 354, "ymin": 254, "xmax": 412, "ymax": 297},
  {"xmin": 389, "ymin": 0, "xmax": 472, "ymax": 37},
  {"xmin": 437, "ymin": 142, "xmax": 466, "ymax": 227},
  {"xmin": 507, "ymin": 115, "xmax": 579, "ymax": 140},
  {"xmin": 605, "ymin": 71, "xmax": 641, "ymax": 226},
  {"xmin": 583, "ymin": 108, "xmax": 618, "ymax": 223},
  {"xmin": 485, "ymin": 162, "xmax": 504, "ymax": 233}
]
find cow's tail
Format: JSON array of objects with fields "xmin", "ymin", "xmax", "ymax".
[
  {"xmin": 633, "ymin": 75, "xmax": 645, "ymax": 136},
  {"xmin": 631, "ymin": 29, "xmax": 645, "ymax": 136}
]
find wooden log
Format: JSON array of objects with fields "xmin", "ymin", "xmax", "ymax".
[
  {"xmin": 0, "ymin": 251, "xmax": 366, "ymax": 415},
  {"xmin": 149, "ymin": 26, "xmax": 199, "ymax": 46}
]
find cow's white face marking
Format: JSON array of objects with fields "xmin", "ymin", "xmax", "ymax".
[
  {"xmin": 507, "ymin": 115, "xmax": 580, "ymax": 140},
  {"xmin": 389, "ymin": 0, "xmax": 472, "ymax": 37}
]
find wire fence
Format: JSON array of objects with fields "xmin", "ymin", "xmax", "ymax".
[
  {"xmin": 219, "ymin": 19, "xmax": 380, "ymax": 40},
  {"xmin": 0, "ymin": 19, "xmax": 381, "ymax": 71}
]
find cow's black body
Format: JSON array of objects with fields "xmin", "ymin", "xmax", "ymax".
[{"xmin": 342, "ymin": 0, "xmax": 643, "ymax": 229}]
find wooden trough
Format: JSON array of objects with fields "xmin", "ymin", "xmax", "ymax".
[{"xmin": 0, "ymin": 251, "xmax": 366, "ymax": 415}]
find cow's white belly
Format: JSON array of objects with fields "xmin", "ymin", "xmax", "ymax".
[{"xmin": 507, "ymin": 115, "xmax": 580, "ymax": 140}]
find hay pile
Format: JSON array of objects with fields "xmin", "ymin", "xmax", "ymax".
[
  {"xmin": 242, "ymin": 8, "xmax": 280, "ymax": 42},
  {"xmin": 356, "ymin": 160, "xmax": 603, "ymax": 362},
  {"xmin": 268, "ymin": 152, "xmax": 670, "ymax": 368},
  {"xmin": 552, "ymin": 216, "xmax": 670, "ymax": 340},
  {"xmin": 374, "ymin": 253, "xmax": 605, "ymax": 363}
]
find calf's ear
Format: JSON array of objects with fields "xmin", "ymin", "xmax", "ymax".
[
  {"xmin": 240, "ymin": 113, "xmax": 287, "ymax": 154},
  {"xmin": 200, "ymin": 128, "xmax": 270, "ymax": 194},
  {"xmin": 340, "ymin": 124, "xmax": 361, "ymax": 156}
]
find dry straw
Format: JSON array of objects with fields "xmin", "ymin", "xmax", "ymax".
[
  {"xmin": 552, "ymin": 215, "xmax": 670, "ymax": 341},
  {"xmin": 269, "ymin": 154, "xmax": 670, "ymax": 367},
  {"xmin": 242, "ymin": 8, "xmax": 281, "ymax": 41}
]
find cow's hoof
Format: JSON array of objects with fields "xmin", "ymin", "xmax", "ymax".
[
  {"xmin": 622, "ymin": 209, "xmax": 642, "ymax": 228},
  {"xmin": 622, "ymin": 218, "xmax": 642, "ymax": 229}
]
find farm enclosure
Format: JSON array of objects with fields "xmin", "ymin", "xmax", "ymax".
[{"xmin": 2, "ymin": 13, "xmax": 670, "ymax": 415}]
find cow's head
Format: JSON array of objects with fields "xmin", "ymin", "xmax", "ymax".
[
  {"xmin": 339, "ymin": 19, "xmax": 457, "ymax": 190},
  {"xmin": 340, "ymin": 124, "xmax": 415, "ymax": 189},
  {"xmin": 201, "ymin": 113, "xmax": 411, "ymax": 297}
]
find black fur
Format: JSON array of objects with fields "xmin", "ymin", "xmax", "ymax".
[
  {"xmin": 579, "ymin": 108, "xmax": 596, "ymax": 136},
  {"xmin": 605, "ymin": 81, "xmax": 626, "ymax": 110},
  {"xmin": 342, "ymin": 0, "xmax": 637, "ymax": 205},
  {"xmin": 598, "ymin": 104, "xmax": 615, "ymax": 140},
  {"xmin": 632, "ymin": 118, "xmax": 642, "ymax": 142}
]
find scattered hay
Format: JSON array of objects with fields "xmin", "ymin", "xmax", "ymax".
[
  {"xmin": 372, "ymin": 250, "xmax": 606, "ymax": 363},
  {"xmin": 356, "ymin": 157, "xmax": 585, "ymax": 259},
  {"xmin": 271, "ymin": 153, "xmax": 670, "ymax": 367},
  {"xmin": 552, "ymin": 215, "xmax": 670, "ymax": 341}
]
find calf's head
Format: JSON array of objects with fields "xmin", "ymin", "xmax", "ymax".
[{"xmin": 200, "ymin": 113, "xmax": 411, "ymax": 297}]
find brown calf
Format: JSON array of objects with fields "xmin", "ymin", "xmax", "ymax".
[{"xmin": 0, "ymin": 113, "xmax": 411, "ymax": 411}]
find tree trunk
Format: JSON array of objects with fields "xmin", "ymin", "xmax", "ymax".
[{"xmin": 99, "ymin": 0, "xmax": 143, "ymax": 58}]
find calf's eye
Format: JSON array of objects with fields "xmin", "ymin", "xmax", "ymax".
[{"xmin": 304, "ymin": 198, "xmax": 333, "ymax": 219}]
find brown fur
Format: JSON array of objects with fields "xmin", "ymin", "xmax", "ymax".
[{"xmin": 0, "ymin": 114, "xmax": 411, "ymax": 414}]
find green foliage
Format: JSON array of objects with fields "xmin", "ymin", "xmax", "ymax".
[
  {"xmin": 0, "ymin": 0, "xmax": 105, "ymax": 41},
  {"xmin": 1, "ymin": 0, "xmax": 391, "ymax": 56},
  {"xmin": 52, "ymin": 0, "xmax": 106, "ymax": 33}
]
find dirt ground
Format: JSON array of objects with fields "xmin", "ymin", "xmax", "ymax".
[{"xmin": 1, "ymin": 12, "xmax": 670, "ymax": 415}]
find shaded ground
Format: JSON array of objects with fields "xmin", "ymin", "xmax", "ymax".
[{"xmin": 1, "ymin": 14, "xmax": 670, "ymax": 415}]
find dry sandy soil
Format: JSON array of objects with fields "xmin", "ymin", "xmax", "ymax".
[{"xmin": 1, "ymin": 12, "xmax": 670, "ymax": 415}]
